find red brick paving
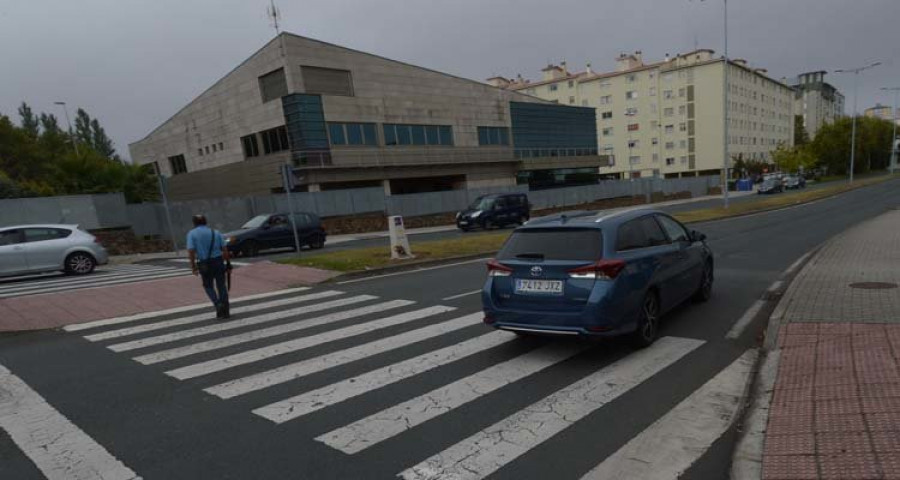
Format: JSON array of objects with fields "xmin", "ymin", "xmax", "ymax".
[
  {"xmin": 763, "ymin": 323, "xmax": 900, "ymax": 479},
  {"xmin": 0, "ymin": 262, "xmax": 337, "ymax": 331}
]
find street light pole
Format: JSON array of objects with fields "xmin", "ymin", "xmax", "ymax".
[
  {"xmin": 722, "ymin": 0, "xmax": 730, "ymax": 208},
  {"xmin": 53, "ymin": 101, "xmax": 79, "ymax": 156},
  {"xmin": 882, "ymin": 87, "xmax": 900, "ymax": 174},
  {"xmin": 835, "ymin": 62, "xmax": 881, "ymax": 183}
]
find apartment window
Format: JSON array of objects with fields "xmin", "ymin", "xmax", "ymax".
[
  {"xmin": 384, "ymin": 124, "xmax": 453, "ymax": 146},
  {"xmin": 650, "ymin": 103, "xmax": 658, "ymax": 114},
  {"xmin": 651, "ymin": 137, "xmax": 659, "ymax": 146},
  {"xmin": 665, "ymin": 142, "xmax": 674, "ymax": 150},
  {"xmin": 680, "ymin": 156, "xmax": 688, "ymax": 164},
  {"xmin": 600, "ymin": 80, "xmax": 612, "ymax": 88},
  {"xmin": 477, "ymin": 126, "xmax": 510, "ymax": 146},
  {"xmin": 197, "ymin": 148, "xmax": 203, "ymax": 156},
  {"xmin": 568, "ymin": 80, "xmax": 575, "ymax": 88},
  {"xmin": 581, "ymin": 100, "xmax": 589, "ymax": 106},
  {"xmin": 601, "ymin": 111, "xmax": 613, "ymax": 119},
  {"xmin": 628, "ymin": 123, "xmax": 639, "ymax": 132},
  {"xmin": 628, "ymin": 140, "xmax": 639, "ymax": 148},
  {"xmin": 218, "ymin": 142, "xmax": 224, "ymax": 151},
  {"xmin": 664, "ymin": 108, "xmax": 674, "ymax": 117},
  {"xmin": 602, "ymin": 127, "xmax": 614, "ymax": 136},
  {"xmin": 549, "ymin": 84, "xmax": 559, "ymax": 92},
  {"xmin": 679, "ymin": 122, "xmax": 687, "ymax": 132},
  {"xmin": 569, "ymin": 96, "xmax": 575, "ymax": 104},
  {"xmin": 663, "ymin": 90, "xmax": 674, "ymax": 99},
  {"xmin": 258, "ymin": 68, "xmax": 288, "ymax": 103},
  {"xmin": 625, "ymin": 107, "xmax": 638, "ymax": 115},
  {"xmin": 602, "ymin": 144, "xmax": 614, "ymax": 152},
  {"xmin": 204, "ymin": 146, "xmax": 210, "ymax": 154},
  {"xmin": 649, "ymin": 72, "xmax": 656, "ymax": 79},
  {"xmin": 328, "ymin": 122, "xmax": 378, "ymax": 146},
  {"xmin": 679, "ymin": 140, "xmax": 687, "ymax": 148},
  {"xmin": 650, "ymin": 121, "xmax": 659, "ymax": 130},
  {"xmin": 626, "ymin": 91, "xmax": 638, "ymax": 100},
  {"xmin": 260, "ymin": 126, "xmax": 290, "ymax": 155},
  {"xmin": 212, "ymin": 144, "xmax": 217, "ymax": 152},
  {"xmin": 665, "ymin": 157, "xmax": 675, "ymax": 166},
  {"xmin": 652, "ymin": 153, "xmax": 659, "ymax": 162},
  {"xmin": 649, "ymin": 87, "xmax": 657, "ymax": 96},
  {"xmin": 678, "ymin": 105, "xmax": 686, "ymax": 115},
  {"xmin": 626, "ymin": 74, "xmax": 637, "ymax": 83},
  {"xmin": 678, "ymin": 88, "xmax": 685, "ymax": 97},
  {"xmin": 662, "ymin": 73, "xmax": 674, "ymax": 82},
  {"xmin": 241, "ymin": 134, "xmax": 260, "ymax": 158},
  {"xmin": 301, "ymin": 66, "xmax": 354, "ymax": 96},
  {"xmin": 168, "ymin": 154, "xmax": 187, "ymax": 175},
  {"xmin": 629, "ymin": 156, "xmax": 641, "ymax": 165},
  {"xmin": 600, "ymin": 95, "xmax": 612, "ymax": 104}
]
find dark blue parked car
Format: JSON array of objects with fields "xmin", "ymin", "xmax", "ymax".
[
  {"xmin": 482, "ymin": 209, "xmax": 713, "ymax": 347},
  {"xmin": 456, "ymin": 193, "xmax": 530, "ymax": 231},
  {"xmin": 224, "ymin": 213, "xmax": 326, "ymax": 257}
]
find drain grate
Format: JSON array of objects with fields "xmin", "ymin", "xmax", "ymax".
[{"xmin": 849, "ymin": 282, "xmax": 899, "ymax": 290}]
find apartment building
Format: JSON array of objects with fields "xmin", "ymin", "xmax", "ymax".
[
  {"xmin": 865, "ymin": 104, "xmax": 900, "ymax": 125},
  {"xmin": 130, "ymin": 33, "xmax": 605, "ymax": 200},
  {"xmin": 788, "ymin": 71, "xmax": 845, "ymax": 139},
  {"xmin": 491, "ymin": 50, "xmax": 795, "ymax": 179}
]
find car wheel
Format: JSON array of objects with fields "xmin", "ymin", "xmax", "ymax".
[
  {"xmin": 241, "ymin": 241, "xmax": 261, "ymax": 257},
  {"xmin": 64, "ymin": 252, "xmax": 96, "ymax": 275},
  {"xmin": 693, "ymin": 262, "xmax": 714, "ymax": 303},
  {"xmin": 630, "ymin": 290, "xmax": 660, "ymax": 348},
  {"xmin": 310, "ymin": 234, "xmax": 325, "ymax": 249}
]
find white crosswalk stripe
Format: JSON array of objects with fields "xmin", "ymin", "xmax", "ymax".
[
  {"xmin": 64, "ymin": 287, "xmax": 741, "ymax": 479},
  {"xmin": 90, "ymin": 290, "xmax": 347, "ymax": 343},
  {"xmin": 135, "ymin": 299, "xmax": 411, "ymax": 365},
  {"xmin": 399, "ymin": 337, "xmax": 704, "ymax": 480},
  {"xmin": 0, "ymin": 264, "xmax": 191, "ymax": 299},
  {"xmin": 317, "ymin": 341, "xmax": 592, "ymax": 454}
]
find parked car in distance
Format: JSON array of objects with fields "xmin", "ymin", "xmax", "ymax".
[
  {"xmin": 758, "ymin": 177, "xmax": 784, "ymax": 194},
  {"xmin": 456, "ymin": 193, "xmax": 530, "ymax": 231},
  {"xmin": 224, "ymin": 213, "xmax": 326, "ymax": 257},
  {"xmin": 0, "ymin": 225, "xmax": 109, "ymax": 278},
  {"xmin": 784, "ymin": 175, "xmax": 806, "ymax": 189},
  {"xmin": 481, "ymin": 209, "xmax": 713, "ymax": 347}
]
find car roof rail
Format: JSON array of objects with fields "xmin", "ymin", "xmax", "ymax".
[{"xmin": 527, "ymin": 210, "xmax": 598, "ymax": 225}]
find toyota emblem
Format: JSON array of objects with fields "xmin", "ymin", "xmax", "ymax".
[{"xmin": 530, "ymin": 266, "xmax": 543, "ymax": 277}]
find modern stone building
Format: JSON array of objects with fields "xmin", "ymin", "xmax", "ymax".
[
  {"xmin": 865, "ymin": 104, "xmax": 900, "ymax": 125},
  {"xmin": 490, "ymin": 50, "xmax": 795, "ymax": 179},
  {"xmin": 129, "ymin": 33, "xmax": 605, "ymax": 200},
  {"xmin": 788, "ymin": 71, "xmax": 845, "ymax": 139}
]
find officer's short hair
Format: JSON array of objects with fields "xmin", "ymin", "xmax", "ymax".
[{"xmin": 192, "ymin": 214, "xmax": 207, "ymax": 226}]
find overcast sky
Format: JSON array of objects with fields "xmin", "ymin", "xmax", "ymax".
[{"xmin": 2, "ymin": 0, "xmax": 897, "ymax": 161}]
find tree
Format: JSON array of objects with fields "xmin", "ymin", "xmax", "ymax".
[
  {"xmin": 39, "ymin": 113, "xmax": 61, "ymax": 136},
  {"xmin": 74, "ymin": 108, "xmax": 93, "ymax": 147},
  {"xmin": 90, "ymin": 118, "xmax": 117, "ymax": 159},
  {"xmin": 17, "ymin": 102, "xmax": 40, "ymax": 139},
  {"xmin": 794, "ymin": 115, "xmax": 809, "ymax": 146},
  {"xmin": 771, "ymin": 143, "xmax": 817, "ymax": 173},
  {"xmin": 809, "ymin": 116, "xmax": 895, "ymax": 175}
]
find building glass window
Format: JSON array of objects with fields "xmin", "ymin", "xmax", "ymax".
[
  {"xmin": 258, "ymin": 68, "xmax": 288, "ymax": 103},
  {"xmin": 600, "ymin": 95, "xmax": 612, "ymax": 105},
  {"xmin": 384, "ymin": 124, "xmax": 453, "ymax": 146},
  {"xmin": 665, "ymin": 125, "xmax": 674, "ymax": 134},
  {"xmin": 168, "ymin": 154, "xmax": 187, "ymax": 175},
  {"xmin": 629, "ymin": 156, "xmax": 641, "ymax": 165},
  {"xmin": 678, "ymin": 105, "xmax": 686, "ymax": 115},
  {"xmin": 569, "ymin": 96, "xmax": 575, "ymax": 104},
  {"xmin": 301, "ymin": 66, "xmax": 354, "ymax": 96},
  {"xmin": 665, "ymin": 142, "xmax": 675, "ymax": 150},
  {"xmin": 626, "ymin": 107, "xmax": 638, "ymax": 115},
  {"xmin": 197, "ymin": 148, "xmax": 203, "ymax": 156},
  {"xmin": 601, "ymin": 111, "xmax": 613, "ymax": 119},
  {"xmin": 478, "ymin": 126, "xmax": 510, "ymax": 146},
  {"xmin": 241, "ymin": 134, "xmax": 260, "ymax": 158},
  {"xmin": 679, "ymin": 122, "xmax": 687, "ymax": 132},
  {"xmin": 626, "ymin": 91, "xmax": 638, "ymax": 100},
  {"xmin": 602, "ymin": 127, "xmax": 614, "ymax": 136},
  {"xmin": 664, "ymin": 108, "xmax": 674, "ymax": 117},
  {"xmin": 663, "ymin": 90, "xmax": 674, "ymax": 99},
  {"xmin": 568, "ymin": 80, "xmax": 575, "ymax": 88},
  {"xmin": 666, "ymin": 157, "xmax": 675, "ymax": 165},
  {"xmin": 260, "ymin": 126, "xmax": 290, "ymax": 155},
  {"xmin": 628, "ymin": 123, "xmax": 639, "ymax": 132},
  {"xmin": 679, "ymin": 88, "xmax": 685, "ymax": 97},
  {"xmin": 651, "ymin": 137, "xmax": 659, "ymax": 145},
  {"xmin": 649, "ymin": 87, "xmax": 657, "ymax": 96},
  {"xmin": 410, "ymin": 125, "xmax": 426, "ymax": 145},
  {"xmin": 549, "ymin": 84, "xmax": 558, "ymax": 92}
]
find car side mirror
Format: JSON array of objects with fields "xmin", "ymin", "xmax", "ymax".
[{"xmin": 692, "ymin": 230, "xmax": 707, "ymax": 242}]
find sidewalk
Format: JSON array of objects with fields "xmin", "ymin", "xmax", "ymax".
[
  {"xmin": 761, "ymin": 209, "xmax": 900, "ymax": 479},
  {"xmin": 0, "ymin": 262, "xmax": 338, "ymax": 332}
]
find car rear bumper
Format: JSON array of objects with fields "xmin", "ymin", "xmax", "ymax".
[{"xmin": 486, "ymin": 319, "xmax": 636, "ymax": 337}]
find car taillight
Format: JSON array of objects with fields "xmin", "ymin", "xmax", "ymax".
[
  {"xmin": 486, "ymin": 259, "xmax": 513, "ymax": 277},
  {"xmin": 568, "ymin": 260, "xmax": 626, "ymax": 280}
]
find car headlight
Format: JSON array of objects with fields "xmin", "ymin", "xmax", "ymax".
[{"xmin": 470, "ymin": 210, "xmax": 482, "ymax": 219}]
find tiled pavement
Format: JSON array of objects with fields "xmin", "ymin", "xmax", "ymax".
[
  {"xmin": 763, "ymin": 210, "xmax": 900, "ymax": 479},
  {"xmin": 0, "ymin": 262, "xmax": 338, "ymax": 331}
]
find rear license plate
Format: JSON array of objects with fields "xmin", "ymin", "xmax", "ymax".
[{"xmin": 515, "ymin": 279, "xmax": 563, "ymax": 295}]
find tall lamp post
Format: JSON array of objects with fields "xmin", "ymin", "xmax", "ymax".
[
  {"xmin": 835, "ymin": 62, "xmax": 880, "ymax": 183},
  {"xmin": 53, "ymin": 101, "xmax": 80, "ymax": 156},
  {"xmin": 881, "ymin": 87, "xmax": 900, "ymax": 174}
]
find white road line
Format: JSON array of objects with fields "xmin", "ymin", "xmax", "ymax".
[
  {"xmin": 254, "ymin": 329, "xmax": 514, "ymax": 424},
  {"xmin": 337, "ymin": 258, "xmax": 490, "ymax": 285},
  {"xmin": 87, "ymin": 291, "xmax": 345, "ymax": 342},
  {"xmin": 64, "ymin": 287, "xmax": 311, "ymax": 332},
  {"xmin": 725, "ymin": 299, "xmax": 767, "ymax": 340},
  {"xmin": 441, "ymin": 290, "xmax": 482, "ymax": 301},
  {"xmin": 768, "ymin": 280, "xmax": 784, "ymax": 292},
  {"xmin": 784, "ymin": 250, "xmax": 814, "ymax": 276},
  {"xmin": 169, "ymin": 259, "xmax": 251, "ymax": 266},
  {"xmin": 0, "ymin": 270, "xmax": 190, "ymax": 298},
  {"xmin": 205, "ymin": 312, "xmax": 485, "ymax": 399},
  {"xmin": 318, "ymin": 341, "xmax": 591, "ymax": 454},
  {"xmin": 580, "ymin": 350, "xmax": 757, "ymax": 480},
  {"xmin": 399, "ymin": 336, "xmax": 704, "ymax": 480},
  {"xmin": 0, "ymin": 364, "xmax": 140, "ymax": 480},
  {"xmin": 0, "ymin": 267, "xmax": 182, "ymax": 294},
  {"xmin": 132, "ymin": 299, "xmax": 413, "ymax": 364}
]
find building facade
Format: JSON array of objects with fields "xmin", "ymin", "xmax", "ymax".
[
  {"xmin": 789, "ymin": 71, "xmax": 845, "ymax": 139},
  {"xmin": 865, "ymin": 104, "xmax": 900, "ymax": 125},
  {"xmin": 491, "ymin": 50, "xmax": 795, "ymax": 179},
  {"xmin": 130, "ymin": 33, "xmax": 605, "ymax": 200}
]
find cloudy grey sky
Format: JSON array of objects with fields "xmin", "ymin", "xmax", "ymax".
[{"xmin": 2, "ymin": 0, "xmax": 897, "ymax": 160}]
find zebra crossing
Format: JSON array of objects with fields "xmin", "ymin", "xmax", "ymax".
[
  {"xmin": 63, "ymin": 287, "xmax": 752, "ymax": 479},
  {"xmin": 0, "ymin": 263, "xmax": 191, "ymax": 299}
]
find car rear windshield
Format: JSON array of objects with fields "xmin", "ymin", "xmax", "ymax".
[{"xmin": 497, "ymin": 228, "xmax": 603, "ymax": 261}]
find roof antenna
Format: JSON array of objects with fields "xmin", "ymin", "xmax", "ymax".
[{"xmin": 267, "ymin": 0, "xmax": 281, "ymax": 34}]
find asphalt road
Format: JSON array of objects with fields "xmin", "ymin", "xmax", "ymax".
[{"xmin": 1, "ymin": 178, "xmax": 899, "ymax": 479}]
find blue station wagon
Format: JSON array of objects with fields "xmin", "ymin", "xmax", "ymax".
[{"xmin": 482, "ymin": 209, "xmax": 713, "ymax": 347}]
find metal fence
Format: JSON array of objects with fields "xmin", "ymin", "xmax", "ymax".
[{"xmin": 1, "ymin": 176, "xmax": 719, "ymax": 241}]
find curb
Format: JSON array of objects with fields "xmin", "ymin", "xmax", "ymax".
[
  {"xmin": 729, "ymin": 245, "xmax": 823, "ymax": 480},
  {"xmin": 321, "ymin": 252, "xmax": 493, "ymax": 283}
]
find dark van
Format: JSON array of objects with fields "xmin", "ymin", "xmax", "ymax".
[
  {"xmin": 456, "ymin": 193, "xmax": 530, "ymax": 231},
  {"xmin": 224, "ymin": 213, "xmax": 326, "ymax": 257}
]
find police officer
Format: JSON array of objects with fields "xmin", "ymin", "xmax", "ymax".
[{"xmin": 187, "ymin": 214, "xmax": 231, "ymax": 319}]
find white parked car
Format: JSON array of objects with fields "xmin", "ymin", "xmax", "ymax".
[{"xmin": 0, "ymin": 225, "xmax": 109, "ymax": 277}]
